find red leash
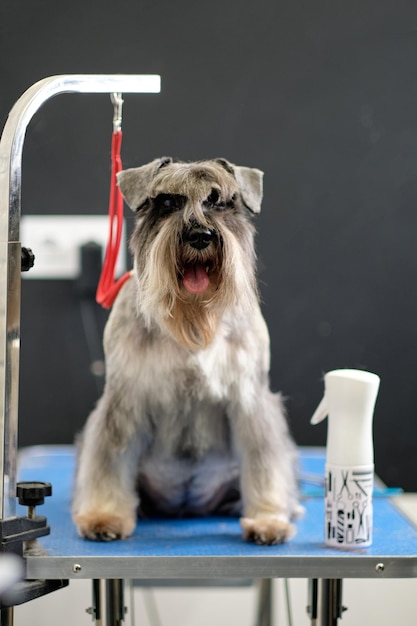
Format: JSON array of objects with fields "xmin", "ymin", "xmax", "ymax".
[{"xmin": 96, "ymin": 97, "xmax": 132, "ymax": 309}]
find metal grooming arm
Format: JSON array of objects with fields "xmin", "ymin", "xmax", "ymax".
[{"xmin": 0, "ymin": 74, "xmax": 161, "ymax": 521}]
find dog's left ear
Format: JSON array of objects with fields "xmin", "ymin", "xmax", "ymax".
[
  {"xmin": 117, "ymin": 157, "xmax": 173, "ymax": 211},
  {"xmin": 215, "ymin": 158, "xmax": 264, "ymax": 214}
]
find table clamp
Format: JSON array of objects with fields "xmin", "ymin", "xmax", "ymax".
[{"xmin": 0, "ymin": 482, "xmax": 68, "ymax": 609}]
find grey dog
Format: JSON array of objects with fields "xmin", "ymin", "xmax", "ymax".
[{"xmin": 72, "ymin": 157, "xmax": 301, "ymax": 545}]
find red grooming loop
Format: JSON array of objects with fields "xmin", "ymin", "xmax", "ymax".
[{"xmin": 96, "ymin": 93, "xmax": 131, "ymax": 309}]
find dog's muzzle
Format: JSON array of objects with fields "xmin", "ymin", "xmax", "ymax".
[{"xmin": 181, "ymin": 226, "xmax": 217, "ymax": 294}]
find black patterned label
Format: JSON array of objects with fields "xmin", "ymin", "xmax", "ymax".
[{"xmin": 325, "ymin": 464, "xmax": 374, "ymax": 548}]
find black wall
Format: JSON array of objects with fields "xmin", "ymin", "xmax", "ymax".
[{"xmin": 1, "ymin": 0, "xmax": 417, "ymax": 490}]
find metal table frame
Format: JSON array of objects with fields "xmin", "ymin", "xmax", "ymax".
[{"xmin": 1, "ymin": 76, "xmax": 417, "ymax": 626}]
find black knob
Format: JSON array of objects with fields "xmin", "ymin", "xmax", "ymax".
[
  {"xmin": 21, "ymin": 247, "xmax": 35, "ymax": 272},
  {"xmin": 16, "ymin": 482, "xmax": 52, "ymax": 507}
]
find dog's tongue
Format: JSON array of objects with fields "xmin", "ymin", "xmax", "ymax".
[{"xmin": 183, "ymin": 263, "xmax": 210, "ymax": 294}]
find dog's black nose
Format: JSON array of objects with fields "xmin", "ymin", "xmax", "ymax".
[{"xmin": 185, "ymin": 228, "xmax": 214, "ymax": 250}]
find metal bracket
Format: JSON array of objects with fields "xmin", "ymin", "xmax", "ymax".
[
  {"xmin": 0, "ymin": 515, "xmax": 50, "ymax": 556},
  {"xmin": 0, "ymin": 579, "xmax": 69, "ymax": 609}
]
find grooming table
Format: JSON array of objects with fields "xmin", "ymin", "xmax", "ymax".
[
  {"xmin": 15, "ymin": 445, "xmax": 417, "ymax": 626},
  {"xmin": 17, "ymin": 446, "xmax": 417, "ymax": 582}
]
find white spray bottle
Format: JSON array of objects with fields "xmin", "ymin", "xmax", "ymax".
[{"xmin": 311, "ymin": 369, "xmax": 380, "ymax": 548}]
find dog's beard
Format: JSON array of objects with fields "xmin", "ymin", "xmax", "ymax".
[{"xmin": 131, "ymin": 212, "xmax": 259, "ymax": 350}]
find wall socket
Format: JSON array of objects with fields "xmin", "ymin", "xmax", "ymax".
[{"xmin": 21, "ymin": 215, "xmax": 126, "ymax": 279}]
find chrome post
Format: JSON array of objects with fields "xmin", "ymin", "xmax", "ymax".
[
  {"xmin": 105, "ymin": 580, "xmax": 125, "ymax": 626},
  {"xmin": 0, "ymin": 607, "xmax": 13, "ymax": 626},
  {"xmin": 255, "ymin": 578, "xmax": 273, "ymax": 626},
  {"xmin": 86, "ymin": 579, "xmax": 103, "ymax": 625},
  {"xmin": 0, "ymin": 74, "xmax": 161, "ymax": 519},
  {"xmin": 307, "ymin": 579, "xmax": 346, "ymax": 626}
]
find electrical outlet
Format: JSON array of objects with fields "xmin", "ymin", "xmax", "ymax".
[{"xmin": 21, "ymin": 215, "xmax": 126, "ymax": 279}]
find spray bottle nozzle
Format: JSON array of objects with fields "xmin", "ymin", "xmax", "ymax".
[
  {"xmin": 310, "ymin": 396, "xmax": 328, "ymax": 425},
  {"xmin": 310, "ymin": 368, "xmax": 380, "ymax": 466}
]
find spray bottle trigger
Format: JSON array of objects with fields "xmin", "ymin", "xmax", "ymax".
[{"xmin": 310, "ymin": 396, "xmax": 328, "ymax": 425}]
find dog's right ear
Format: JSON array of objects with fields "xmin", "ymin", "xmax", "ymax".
[{"xmin": 117, "ymin": 157, "xmax": 173, "ymax": 211}]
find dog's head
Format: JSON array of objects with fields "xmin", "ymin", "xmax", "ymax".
[{"xmin": 118, "ymin": 158, "xmax": 264, "ymax": 350}]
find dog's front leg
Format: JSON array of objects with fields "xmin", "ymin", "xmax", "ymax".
[
  {"xmin": 72, "ymin": 394, "xmax": 141, "ymax": 541},
  {"xmin": 230, "ymin": 391, "xmax": 299, "ymax": 545}
]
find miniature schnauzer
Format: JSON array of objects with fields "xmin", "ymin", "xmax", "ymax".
[{"xmin": 72, "ymin": 157, "xmax": 300, "ymax": 545}]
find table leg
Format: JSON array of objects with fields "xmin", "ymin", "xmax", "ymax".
[
  {"xmin": 307, "ymin": 579, "xmax": 346, "ymax": 626},
  {"xmin": 255, "ymin": 578, "xmax": 273, "ymax": 626},
  {"xmin": 0, "ymin": 608, "xmax": 13, "ymax": 626},
  {"xmin": 87, "ymin": 579, "xmax": 103, "ymax": 626},
  {"xmin": 105, "ymin": 580, "xmax": 126, "ymax": 626}
]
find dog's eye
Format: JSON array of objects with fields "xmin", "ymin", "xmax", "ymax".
[
  {"xmin": 207, "ymin": 189, "xmax": 219, "ymax": 205},
  {"xmin": 204, "ymin": 189, "xmax": 225, "ymax": 210},
  {"xmin": 204, "ymin": 189, "xmax": 234, "ymax": 211},
  {"xmin": 153, "ymin": 194, "xmax": 186, "ymax": 215}
]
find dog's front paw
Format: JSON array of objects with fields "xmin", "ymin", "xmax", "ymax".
[
  {"xmin": 74, "ymin": 512, "xmax": 136, "ymax": 541},
  {"xmin": 240, "ymin": 515, "xmax": 296, "ymax": 545}
]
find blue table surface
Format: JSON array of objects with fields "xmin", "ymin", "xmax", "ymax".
[{"xmin": 16, "ymin": 446, "xmax": 417, "ymax": 561}]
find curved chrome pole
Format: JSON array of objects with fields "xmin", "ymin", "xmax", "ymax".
[{"xmin": 0, "ymin": 74, "xmax": 161, "ymax": 518}]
